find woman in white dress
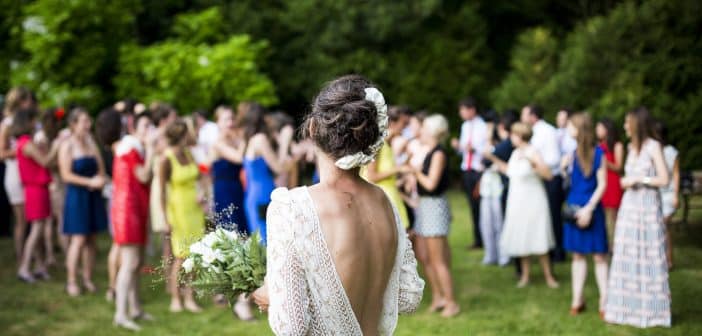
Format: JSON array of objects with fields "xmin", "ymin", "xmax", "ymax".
[
  {"xmin": 486, "ymin": 122, "xmax": 558, "ymax": 288},
  {"xmin": 252, "ymin": 75, "xmax": 424, "ymax": 335},
  {"xmin": 1, "ymin": 87, "xmax": 35, "ymax": 262}
]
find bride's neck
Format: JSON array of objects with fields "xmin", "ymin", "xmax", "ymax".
[{"xmin": 316, "ymin": 151, "xmax": 364, "ymax": 190}]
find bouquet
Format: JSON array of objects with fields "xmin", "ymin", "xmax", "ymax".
[{"xmin": 180, "ymin": 229, "xmax": 266, "ymax": 302}]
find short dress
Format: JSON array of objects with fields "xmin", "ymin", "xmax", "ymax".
[
  {"xmin": 2, "ymin": 117, "xmax": 24, "ymax": 205},
  {"xmin": 599, "ymin": 141, "xmax": 623, "ymax": 209},
  {"xmin": 16, "ymin": 134, "xmax": 52, "ymax": 221},
  {"xmin": 63, "ymin": 156, "xmax": 108, "ymax": 235},
  {"xmin": 563, "ymin": 147, "xmax": 608, "ymax": 254},
  {"xmin": 414, "ymin": 145, "xmax": 451, "ymax": 237},
  {"xmin": 211, "ymin": 158, "xmax": 248, "ymax": 234},
  {"xmin": 243, "ymin": 156, "xmax": 276, "ymax": 242},
  {"xmin": 111, "ymin": 136, "xmax": 150, "ymax": 245},
  {"xmin": 166, "ymin": 151, "xmax": 205, "ymax": 258}
]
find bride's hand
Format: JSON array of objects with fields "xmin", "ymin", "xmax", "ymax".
[{"xmin": 251, "ymin": 284, "xmax": 269, "ymax": 312}]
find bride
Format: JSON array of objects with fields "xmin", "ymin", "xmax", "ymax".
[{"xmin": 252, "ymin": 75, "xmax": 424, "ymax": 335}]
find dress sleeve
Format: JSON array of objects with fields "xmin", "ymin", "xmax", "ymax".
[
  {"xmin": 394, "ymin": 204, "xmax": 425, "ymax": 314},
  {"xmin": 266, "ymin": 188, "xmax": 312, "ymax": 335}
]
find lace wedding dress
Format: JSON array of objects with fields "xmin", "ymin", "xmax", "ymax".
[{"xmin": 266, "ymin": 186, "xmax": 425, "ymax": 335}]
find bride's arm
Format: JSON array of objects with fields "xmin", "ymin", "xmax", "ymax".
[
  {"xmin": 398, "ymin": 230, "xmax": 425, "ymax": 313},
  {"xmin": 265, "ymin": 188, "xmax": 311, "ymax": 335}
]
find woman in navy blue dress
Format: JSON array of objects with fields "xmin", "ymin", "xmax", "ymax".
[
  {"xmin": 58, "ymin": 108, "xmax": 108, "ymax": 296},
  {"xmin": 210, "ymin": 106, "xmax": 248, "ymax": 234},
  {"xmin": 561, "ymin": 112, "xmax": 609, "ymax": 317},
  {"xmin": 237, "ymin": 102, "xmax": 290, "ymax": 244}
]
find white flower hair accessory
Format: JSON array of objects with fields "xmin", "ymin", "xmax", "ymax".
[{"xmin": 334, "ymin": 87, "xmax": 389, "ymax": 169}]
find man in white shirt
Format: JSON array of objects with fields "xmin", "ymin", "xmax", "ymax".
[
  {"xmin": 451, "ymin": 97, "xmax": 488, "ymax": 249},
  {"xmin": 556, "ymin": 109, "xmax": 577, "ymax": 157},
  {"xmin": 521, "ymin": 105, "xmax": 566, "ymax": 262},
  {"xmin": 193, "ymin": 108, "xmax": 221, "ymax": 164}
]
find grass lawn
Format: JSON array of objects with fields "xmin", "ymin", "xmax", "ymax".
[{"xmin": 1, "ymin": 190, "xmax": 701, "ymax": 335}]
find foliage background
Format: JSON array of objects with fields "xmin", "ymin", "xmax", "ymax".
[{"xmin": 1, "ymin": 0, "xmax": 700, "ymax": 168}]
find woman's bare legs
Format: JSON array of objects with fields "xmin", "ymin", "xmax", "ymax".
[
  {"xmin": 106, "ymin": 243, "xmax": 121, "ymax": 301},
  {"xmin": 114, "ymin": 245, "xmax": 141, "ymax": 331},
  {"xmin": 12, "ymin": 204, "xmax": 26, "ymax": 263},
  {"xmin": 169, "ymin": 257, "xmax": 184, "ymax": 312},
  {"xmin": 570, "ymin": 253, "xmax": 587, "ymax": 308},
  {"xmin": 18, "ymin": 219, "xmax": 47, "ymax": 281},
  {"xmin": 664, "ymin": 215, "xmax": 674, "ymax": 269},
  {"xmin": 81, "ymin": 234, "xmax": 97, "ymax": 292},
  {"xmin": 539, "ymin": 254, "xmax": 559, "ymax": 288},
  {"xmin": 593, "ymin": 253, "xmax": 608, "ymax": 311},
  {"xmin": 66, "ymin": 234, "xmax": 86, "ymax": 296},
  {"xmin": 162, "ymin": 233, "xmax": 173, "ymax": 294},
  {"xmin": 426, "ymin": 237, "xmax": 459, "ymax": 317},
  {"xmin": 605, "ymin": 208, "xmax": 617, "ymax": 249},
  {"xmin": 42, "ymin": 217, "xmax": 56, "ymax": 266},
  {"xmin": 518, "ymin": 257, "xmax": 530, "ymax": 287},
  {"xmin": 415, "ymin": 236, "xmax": 444, "ymax": 311}
]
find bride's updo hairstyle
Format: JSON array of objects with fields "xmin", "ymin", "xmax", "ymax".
[{"xmin": 302, "ymin": 75, "xmax": 381, "ymax": 164}]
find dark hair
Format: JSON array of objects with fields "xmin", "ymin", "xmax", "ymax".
[
  {"xmin": 267, "ymin": 111, "xmax": 294, "ymax": 133},
  {"xmin": 559, "ymin": 107, "xmax": 572, "ymax": 116},
  {"xmin": 627, "ymin": 106, "xmax": 655, "ymax": 152},
  {"xmin": 458, "ymin": 97, "xmax": 478, "ymax": 110},
  {"xmin": 499, "ymin": 109, "xmax": 518, "ymax": 133},
  {"xmin": 134, "ymin": 111, "xmax": 152, "ymax": 127},
  {"xmin": 482, "ymin": 108, "xmax": 499, "ymax": 123},
  {"xmin": 302, "ymin": 75, "xmax": 380, "ymax": 161},
  {"xmin": 95, "ymin": 108, "xmax": 123, "ymax": 146},
  {"xmin": 151, "ymin": 102, "xmax": 175, "ymax": 125},
  {"xmin": 11, "ymin": 107, "xmax": 37, "ymax": 137},
  {"xmin": 237, "ymin": 102, "xmax": 268, "ymax": 140},
  {"xmin": 67, "ymin": 106, "xmax": 88, "ymax": 126},
  {"xmin": 651, "ymin": 119, "xmax": 669, "ymax": 146},
  {"xmin": 525, "ymin": 104, "xmax": 543, "ymax": 119},
  {"xmin": 165, "ymin": 118, "xmax": 188, "ymax": 146},
  {"xmin": 3, "ymin": 87, "xmax": 33, "ymax": 117},
  {"xmin": 413, "ymin": 110, "xmax": 428, "ymax": 123},
  {"xmin": 41, "ymin": 107, "xmax": 65, "ymax": 141},
  {"xmin": 192, "ymin": 108, "xmax": 210, "ymax": 121},
  {"xmin": 388, "ymin": 105, "xmax": 412, "ymax": 122},
  {"xmin": 597, "ymin": 117, "xmax": 620, "ymax": 151}
]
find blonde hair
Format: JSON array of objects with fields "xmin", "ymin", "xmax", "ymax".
[
  {"xmin": 511, "ymin": 122, "xmax": 533, "ymax": 142},
  {"xmin": 423, "ymin": 114, "xmax": 449, "ymax": 142},
  {"xmin": 3, "ymin": 87, "xmax": 33, "ymax": 117}
]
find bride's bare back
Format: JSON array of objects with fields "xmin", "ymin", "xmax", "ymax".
[{"xmin": 307, "ymin": 181, "xmax": 398, "ymax": 335}]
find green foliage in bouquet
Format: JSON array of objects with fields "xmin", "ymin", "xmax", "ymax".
[{"xmin": 181, "ymin": 229, "xmax": 266, "ymax": 304}]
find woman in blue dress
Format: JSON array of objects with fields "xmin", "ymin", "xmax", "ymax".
[
  {"xmin": 210, "ymin": 106, "xmax": 248, "ymax": 234},
  {"xmin": 237, "ymin": 102, "xmax": 290, "ymax": 243},
  {"xmin": 58, "ymin": 108, "xmax": 108, "ymax": 297},
  {"xmin": 561, "ymin": 112, "xmax": 609, "ymax": 317}
]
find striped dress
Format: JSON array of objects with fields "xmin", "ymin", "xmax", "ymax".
[{"xmin": 604, "ymin": 139, "xmax": 671, "ymax": 328}]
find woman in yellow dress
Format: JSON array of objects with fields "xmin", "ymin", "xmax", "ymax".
[
  {"xmin": 361, "ymin": 107, "xmax": 410, "ymax": 228},
  {"xmin": 159, "ymin": 119, "xmax": 205, "ymax": 313}
]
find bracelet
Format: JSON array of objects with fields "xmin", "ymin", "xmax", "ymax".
[{"xmin": 642, "ymin": 177, "xmax": 652, "ymax": 186}]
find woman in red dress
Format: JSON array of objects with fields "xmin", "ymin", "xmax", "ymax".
[
  {"xmin": 596, "ymin": 118, "xmax": 624, "ymax": 243},
  {"xmin": 14, "ymin": 107, "xmax": 63, "ymax": 283},
  {"xmin": 109, "ymin": 111, "xmax": 154, "ymax": 331}
]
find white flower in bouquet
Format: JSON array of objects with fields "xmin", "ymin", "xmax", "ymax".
[{"xmin": 182, "ymin": 257, "xmax": 195, "ymax": 273}]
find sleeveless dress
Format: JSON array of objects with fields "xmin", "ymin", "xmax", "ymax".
[
  {"xmin": 63, "ymin": 157, "xmax": 107, "ymax": 234},
  {"xmin": 111, "ymin": 136, "xmax": 150, "ymax": 245},
  {"xmin": 266, "ymin": 187, "xmax": 424, "ymax": 335},
  {"xmin": 2, "ymin": 117, "xmax": 24, "ymax": 205},
  {"xmin": 360, "ymin": 141, "xmax": 409, "ymax": 228},
  {"xmin": 414, "ymin": 145, "xmax": 451, "ymax": 237},
  {"xmin": 16, "ymin": 134, "xmax": 52, "ymax": 221},
  {"xmin": 605, "ymin": 139, "xmax": 671, "ymax": 328},
  {"xmin": 499, "ymin": 147, "xmax": 554, "ymax": 257},
  {"xmin": 562, "ymin": 147, "xmax": 608, "ymax": 254},
  {"xmin": 243, "ymin": 157, "xmax": 276, "ymax": 242},
  {"xmin": 166, "ymin": 151, "xmax": 205, "ymax": 258},
  {"xmin": 211, "ymin": 158, "xmax": 248, "ymax": 234},
  {"xmin": 599, "ymin": 141, "xmax": 623, "ymax": 209}
]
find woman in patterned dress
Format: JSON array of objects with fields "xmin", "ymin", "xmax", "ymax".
[{"xmin": 604, "ymin": 107, "xmax": 671, "ymax": 328}]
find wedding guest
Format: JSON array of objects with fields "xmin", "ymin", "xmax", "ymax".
[
  {"xmin": 596, "ymin": 118, "xmax": 624, "ymax": 243},
  {"xmin": 14, "ymin": 107, "xmax": 62, "ymax": 283},
  {"xmin": 95, "ymin": 107, "xmax": 123, "ymax": 302},
  {"xmin": 194, "ymin": 108, "xmax": 219, "ymax": 163},
  {"xmin": 480, "ymin": 112, "xmax": 516, "ymax": 266},
  {"xmin": 605, "ymin": 107, "xmax": 671, "ymax": 328},
  {"xmin": 408, "ymin": 114, "xmax": 459, "ymax": 317},
  {"xmin": 556, "ymin": 109, "xmax": 577, "ymax": 158},
  {"xmin": 159, "ymin": 119, "xmax": 205, "ymax": 313},
  {"xmin": 1, "ymin": 87, "xmax": 35, "ymax": 262},
  {"xmin": 493, "ymin": 122, "xmax": 558, "ymax": 288},
  {"xmin": 521, "ymin": 105, "xmax": 565, "ymax": 262},
  {"xmin": 560, "ymin": 112, "xmax": 609, "ymax": 317},
  {"xmin": 451, "ymin": 97, "xmax": 487, "ymax": 249},
  {"xmin": 361, "ymin": 106, "xmax": 410, "ymax": 228},
  {"xmin": 59, "ymin": 107, "xmax": 108, "ymax": 296},
  {"xmin": 653, "ymin": 121, "xmax": 680, "ymax": 270},
  {"xmin": 239, "ymin": 102, "xmax": 290, "ymax": 242},
  {"xmin": 40, "ymin": 107, "xmax": 69, "ymax": 262},
  {"xmin": 109, "ymin": 111, "xmax": 154, "ymax": 330},
  {"xmin": 251, "ymin": 75, "xmax": 424, "ymax": 334},
  {"xmin": 266, "ymin": 111, "xmax": 297, "ymax": 188}
]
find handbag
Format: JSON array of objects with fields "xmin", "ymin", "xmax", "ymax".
[{"xmin": 563, "ymin": 204, "xmax": 592, "ymax": 229}]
